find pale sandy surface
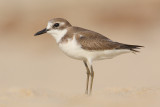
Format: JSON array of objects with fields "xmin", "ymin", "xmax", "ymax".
[
  {"xmin": 0, "ymin": 0, "xmax": 160, "ymax": 107},
  {"xmin": 0, "ymin": 87, "xmax": 160, "ymax": 107}
]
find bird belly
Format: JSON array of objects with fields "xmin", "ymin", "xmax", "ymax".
[
  {"xmin": 59, "ymin": 42, "xmax": 130, "ymax": 61},
  {"xmin": 94, "ymin": 49, "xmax": 131, "ymax": 60}
]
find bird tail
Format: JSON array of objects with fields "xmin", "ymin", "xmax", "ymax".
[{"xmin": 119, "ymin": 44, "xmax": 144, "ymax": 52}]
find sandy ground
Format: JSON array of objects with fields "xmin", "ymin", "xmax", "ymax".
[
  {"xmin": 0, "ymin": 87, "xmax": 160, "ymax": 107},
  {"xmin": 0, "ymin": 0, "xmax": 160, "ymax": 107}
]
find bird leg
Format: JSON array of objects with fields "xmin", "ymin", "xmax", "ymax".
[
  {"xmin": 89, "ymin": 65, "xmax": 94, "ymax": 95},
  {"xmin": 83, "ymin": 61, "xmax": 90, "ymax": 94}
]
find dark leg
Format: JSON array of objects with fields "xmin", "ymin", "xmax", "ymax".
[
  {"xmin": 89, "ymin": 65, "xmax": 94, "ymax": 95},
  {"xmin": 83, "ymin": 60, "xmax": 90, "ymax": 94}
]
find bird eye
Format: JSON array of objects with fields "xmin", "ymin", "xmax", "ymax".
[{"xmin": 53, "ymin": 23, "xmax": 59, "ymax": 27}]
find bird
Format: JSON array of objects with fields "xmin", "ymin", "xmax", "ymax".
[{"xmin": 34, "ymin": 18, "xmax": 143, "ymax": 95}]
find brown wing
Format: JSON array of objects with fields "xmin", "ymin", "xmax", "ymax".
[
  {"xmin": 75, "ymin": 29, "xmax": 143, "ymax": 51},
  {"xmin": 76, "ymin": 30, "xmax": 122, "ymax": 50}
]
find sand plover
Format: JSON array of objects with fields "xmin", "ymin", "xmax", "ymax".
[{"xmin": 34, "ymin": 18, "xmax": 143, "ymax": 95}]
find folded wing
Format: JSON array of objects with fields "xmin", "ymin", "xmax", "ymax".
[{"xmin": 76, "ymin": 30, "xmax": 143, "ymax": 52}]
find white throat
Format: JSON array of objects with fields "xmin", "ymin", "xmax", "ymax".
[{"xmin": 47, "ymin": 29, "xmax": 67, "ymax": 43}]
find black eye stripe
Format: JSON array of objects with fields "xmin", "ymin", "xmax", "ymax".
[{"xmin": 53, "ymin": 23, "xmax": 59, "ymax": 27}]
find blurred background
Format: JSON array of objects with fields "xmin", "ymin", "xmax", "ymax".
[{"xmin": 0, "ymin": 0, "xmax": 160, "ymax": 106}]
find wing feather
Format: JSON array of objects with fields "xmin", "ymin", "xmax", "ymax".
[
  {"xmin": 63, "ymin": 27, "xmax": 143, "ymax": 52},
  {"xmin": 75, "ymin": 28, "xmax": 143, "ymax": 51}
]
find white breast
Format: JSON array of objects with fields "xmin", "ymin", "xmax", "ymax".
[{"xmin": 59, "ymin": 36, "xmax": 86, "ymax": 60}]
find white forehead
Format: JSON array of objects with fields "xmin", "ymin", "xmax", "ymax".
[
  {"xmin": 46, "ymin": 21, "xmax": 65, "ymax": 29},
  {"xmin": 46, "ymin": 22, "xmax": 52, "ymax": 29}
]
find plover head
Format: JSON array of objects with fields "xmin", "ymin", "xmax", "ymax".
[{"xmin": 34, "ymin": 18, "xmax": 72, "ymax": 42}]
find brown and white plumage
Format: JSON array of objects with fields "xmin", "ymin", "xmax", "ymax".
[
  {"xmin": 67, "ymin": 27, "xmax": 143, "ymax": 52},
  {"xmin": 34, "ymin": 18, "xmax": 143, "ymax": 95}
]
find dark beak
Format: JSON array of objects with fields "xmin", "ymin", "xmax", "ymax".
[{"xmin": 34, "ymin": 28, "xmax": 48, "ymax": 36}]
